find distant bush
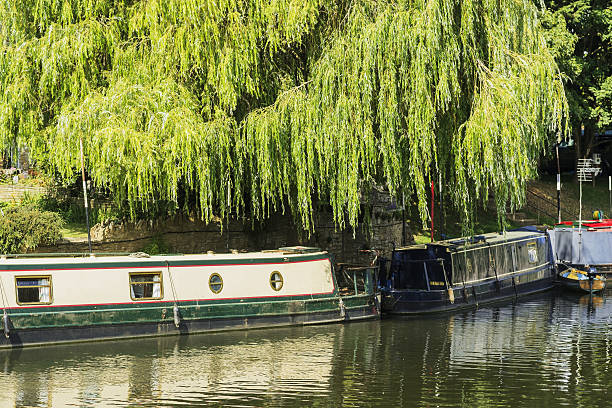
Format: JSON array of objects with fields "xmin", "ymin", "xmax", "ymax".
[
  {"xmin": 37, "ymin": 192, "xmax": 126, "ymax": 226},
  {"xmin": 140, "ymin": 235, "xmax": 172, "ymax": 255},
  {"xmin": 0, "ymin": 206, "xmax": 63, "ymax": 254}
]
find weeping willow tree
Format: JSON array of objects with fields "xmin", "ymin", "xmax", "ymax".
[{"xmin": 0, "ymin": 0, "xmax": 568, "ymax": 233}]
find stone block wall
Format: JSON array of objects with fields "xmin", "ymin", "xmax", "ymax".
[{"xmin": 36, "ymin": 190, "xmax": 411, "ymax": 265}]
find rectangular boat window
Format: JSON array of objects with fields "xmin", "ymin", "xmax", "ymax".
[
  {"xmin": 15, "ymin": 276, "xmax": 52, "ymax": 305},
  {"xmin": 129, "ymin": 272, "xmax": 163, "ymax": 300}
]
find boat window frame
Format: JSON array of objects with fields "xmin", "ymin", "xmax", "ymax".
[
  {"xmin": 209, "ymin": 273, "xmax": 223, "ymax": 294},
  {"xmin": 129, "ymin": 271, "xmax": 163, "ymax": 301},
  {"xmin": 270, "ymin": 271, "xmax": 284, "ymax": 291},
  {"xmin": 15, "ymin": 275, "xmax": 53, "ymax": 305}
]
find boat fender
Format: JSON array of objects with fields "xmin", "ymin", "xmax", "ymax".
[
  {"xmin": 339, "ymin": 299, "xmax": 346, "ymax": 319},
  {"xmin": 3, "ymin": 310, "xmax": 9, "ymax": 338},
  {"xmin": 373, "ymin": 294, "xmax": 381, "ymax": 315},
  {"xmin": 447, "ymin": 288, "xmax": 455, "ymax": 304},
  {"xmin": 173, "ymin": 305, "xmax": 180, "ymax": 328},
  {"xmin": 471, "ymin": 286, "xmax": 478, "ymax": 308}
]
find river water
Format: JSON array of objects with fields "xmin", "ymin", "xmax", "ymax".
[{"xmin": 1, "ymin": 289, "xmax": 610, "ymax": 407}]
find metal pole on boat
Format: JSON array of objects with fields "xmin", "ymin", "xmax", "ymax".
[
  {"xmin": 439, "ymin": 173, "xmax": 444, "ymax": 237},
  {"xmin": 79, "ymin": 137, "xmax": 92, "ymax": 253},
  {"xmin": 401, "ymin": 193, "xmax": 406, "ymax": 246},
  {"xmin": 556, "ymin": 145, "xmax": 561, "ymax": 224},
  {"xmin": 576, "ymin": 158, "xmax": 598, "ymax": 263},
  {"xmin": 579, "ymin": 174, "xmax": 582, "ymax": 230},
  {"xmin": 579, "ymin": 176, "xmax": 582, "ymax": 263},
  {"xmin": 609, "ymin": 175, "xmax": 611, "ymax": 217},
  {"xmin": 430, "ymin": 180, "xmax": 434, "ymax": 242}
]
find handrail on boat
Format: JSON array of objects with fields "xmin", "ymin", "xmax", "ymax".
[
  {"xmin": 0, "ymin": 252, "xmax": 129, "ymax": 259},
  {"xmin": 395, "ymin": 258, "xmax": 446, "ymax": 264},
  {"xmin": 336, "ymin": 264, "xmax": 378, "ymax": 296},
  {"xmin": 449, "ymin": 235, "xmax": 545, "ymax": 254},
  {"xmin": 0, "ymin": 252, "xmax": 184, "ymax": 259}
]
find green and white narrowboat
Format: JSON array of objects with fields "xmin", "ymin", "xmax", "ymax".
[{"xmin": 0, "ymin": 247, "xmax": 379, "ymax": 348}]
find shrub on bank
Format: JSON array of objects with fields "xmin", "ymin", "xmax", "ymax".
[{"xmin": 0, "ymin": 206, "xmax": 63, "ymax": 254}]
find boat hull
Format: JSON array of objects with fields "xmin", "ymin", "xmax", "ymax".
[
  {"xmin": 558, "ymin": 275, "xmax": 606, "ymax": 293},
  {"xmin": 0, "ymin": 294, "xmax": 378, "ymax": 349},
  {"xmin": 382, "ymin": 267, "xmax": 556, "ymax": 315},
  {"xmin": 0, "ymin": 250, "xmax": 380, "ymax": 349},
  {"xmin": 380, "ymin": 229, "xmax": 557, "ymax": 315}
]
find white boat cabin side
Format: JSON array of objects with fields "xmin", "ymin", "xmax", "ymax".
[{"xmin": 0, "ymin": 251, "xmax": 336, "ymax": 309}]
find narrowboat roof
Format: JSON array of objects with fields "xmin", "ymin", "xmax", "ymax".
[
  {"xmin": 0, "ymin": 247, "xmax": 327, "ymax": 268},
  {"xmin": 394, "ymin": 229, "xmax": 545, "ymax": 253}
]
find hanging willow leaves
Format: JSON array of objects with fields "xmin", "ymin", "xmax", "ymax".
[{"xmin": 0, "ymin": 0, "xmax": 568, "ymax": 233}]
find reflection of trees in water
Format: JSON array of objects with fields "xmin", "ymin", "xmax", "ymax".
[
  {"xmin": 364, "ymin": 292, "xmax": 611, "ymax": 408},
  {"xmin": 15, "ymin": 372, "xmax": 47, "ymax": 408},
  {"xmin": 127, "ymin": 355, "xmax": 159, "ymax": 405},
  {"xmin": 0, "ymin": 293, "xmax": 610, "ymax": 407},
  {"xmin": 321, "ymin": 292, "xmax": 610, "ymax": 407}
]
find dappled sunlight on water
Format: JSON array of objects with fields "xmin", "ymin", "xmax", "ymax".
[{"xmin": 1, "ymin": 289, "xmax": 610, "ymax": 407}]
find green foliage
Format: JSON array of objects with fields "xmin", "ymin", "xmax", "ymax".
[
  {"xmin": 0, "ymin": 206, "xmax": 64, "ymax": 254},
  {"xmin": 37, "ymin": 194, "xmax": 90, "ymax": 224},
  {"xmin": 542, "ymin": 0, "xmax": 612, "ymax": 155},
  {"xmin": 37, "ymin": 191, "xmax": 133, "ymax": 225},
  {"xmin": 0, "ymin": 0, "xmax": 568, "ymax": 235},
  {"xmin": 140, "ymin": 235, "xmax": 172, "ymax": 255}
]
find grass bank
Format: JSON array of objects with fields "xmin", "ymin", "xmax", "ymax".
[{"xmin": 410, "ymin": 173, "xmax": 612, "ymax": 244}]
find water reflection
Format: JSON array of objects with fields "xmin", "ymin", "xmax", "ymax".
[{"xmin": 0, "ymin": 290, "xmax": 610, "ymax": 407}]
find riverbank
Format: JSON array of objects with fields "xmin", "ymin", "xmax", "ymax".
[
  {"xmin": 3, "ymin": 174, "xmax": 609, "ymax": 262},
  {"xmin": 410, "ymin": 174, "xmax": 612, "ymax": 243}
]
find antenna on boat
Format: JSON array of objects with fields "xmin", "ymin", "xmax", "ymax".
[{"xmin": 79, "ymin": 137, "xmax": 92, "ymax": 254}]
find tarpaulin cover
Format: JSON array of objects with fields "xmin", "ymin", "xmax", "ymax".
[{"xmin": 548, "ymin": 228, "xmax": 612, "ymax": 265}]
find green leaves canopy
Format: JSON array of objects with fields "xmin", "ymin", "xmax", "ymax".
[
  {"xmin": 0, "ymin": 0, "xmax": 568, "ymax": 232},
  {"xmin": 541, "ymin": 0, "xmax": 611, "ymax": 157}
]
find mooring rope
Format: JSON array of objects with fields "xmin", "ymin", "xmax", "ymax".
[
  {"xmin": 165, "ymin": 260, "xmax": 181, "ymax": 328},
  {"xmin": 0, "ymin": 275, "xmax": 11, "ymax": 338}
]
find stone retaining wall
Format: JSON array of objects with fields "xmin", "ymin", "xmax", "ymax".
[
  {"xmin": 36, "ymin": 190, "xmax": 411, "ymax": 265},
  {"xmin": 0, "ymin": 184, "xmax": 46, "ymax": 203}
]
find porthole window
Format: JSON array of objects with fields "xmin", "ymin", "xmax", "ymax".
[
  {"xmin": 209, "ymin": 273, "xmax": 223, "ymax": 294},
  {"xmin": 270, "ymin": 271, "xmax": 283, "ymax": 291}
]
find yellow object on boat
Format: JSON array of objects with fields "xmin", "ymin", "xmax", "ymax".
[{"xmin": 561, "ymin": 268, "xmax": 606, "ymax": 291}]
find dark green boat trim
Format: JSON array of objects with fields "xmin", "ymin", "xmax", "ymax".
[
  {"xmin": 1, "ymin": 293, "xmax": 376, "ymax": 330},
  {"xmin": 0, "ymin": 293, "xmax": 379, "ymax": 348},
  {"xmin": 9, "ymin": 290, "xmax": 340, "ymax": 312}
]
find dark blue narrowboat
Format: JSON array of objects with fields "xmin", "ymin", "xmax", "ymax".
[{"xmin": 379, "ymin": 230, "xmax": 556, "ymax": 314}]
